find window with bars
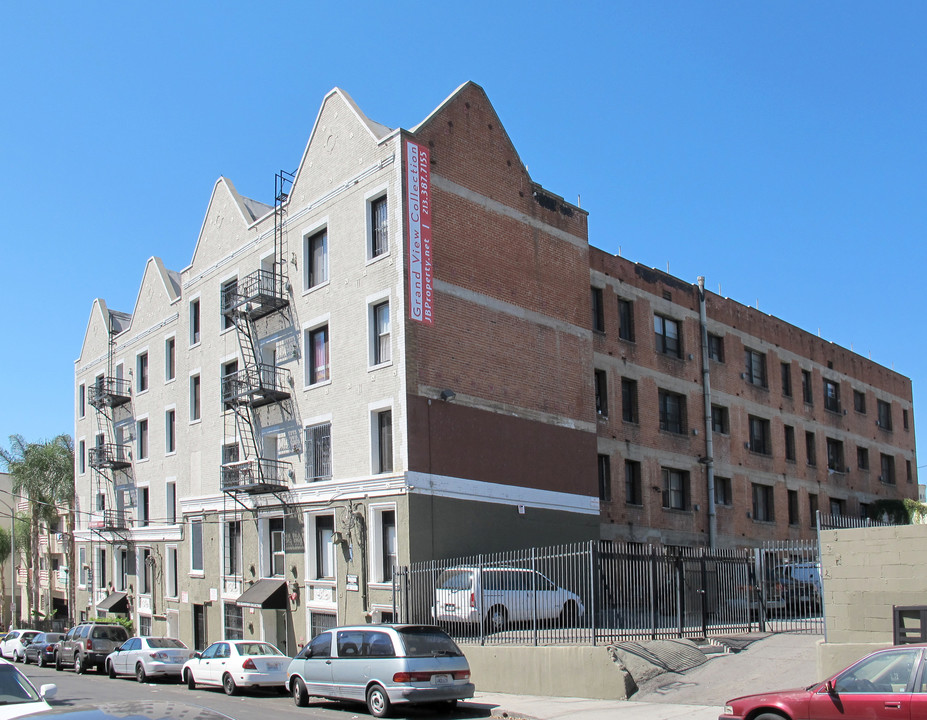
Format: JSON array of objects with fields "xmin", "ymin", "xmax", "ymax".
[
  {"xmin": 224, "ymin": 604, "xmax": 244, "ymax": 640},
  {"xmin": 715, "ymin": 476, "xmax": 732, "ymax": 506},
  {"xmin": 708, "ymin": 333, "xmax": 724, "ymax": 362},
  {"xmin": 752, "ymin": 484, "xmax": 774, "ymax": 522},
  {"xmin": 711, "ymin": 405, "xmax": 729, "ymax": 434},
  {"xmin": 826, "ymin": 438, "xmax": 845, "ymax": 472},
  {"xmin": 305, "ymin": 423, "xmax": 332, "ymax": 481},
  {"xmin": 371, "ymin": 196, "xmax": 388, "ymax": 258},
  {"xmin": 748, "ymin": 416, "xmax": 771, "ymax": 455},
  {"xmin": 877, "ymin": 400, "xmax": 893, "ymax": 430}
]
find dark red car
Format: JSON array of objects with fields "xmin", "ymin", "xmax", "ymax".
[{"xmin": 720, "ymin": 644, "xmax": 927, "ymax": 720}]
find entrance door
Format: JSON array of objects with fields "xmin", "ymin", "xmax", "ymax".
[{"xmin": 193, "ymin": 604, "xmax": 207, "ymax": 651}]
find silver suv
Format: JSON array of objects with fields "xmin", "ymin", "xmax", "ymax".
[{"xmin": 56, "ymin": 622, "xmax": 128, "ymax": 674}]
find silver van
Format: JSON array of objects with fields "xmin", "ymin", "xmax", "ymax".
[{"xmin": 286, "ymin": 624, "xmax": 473, "ymax": 717}]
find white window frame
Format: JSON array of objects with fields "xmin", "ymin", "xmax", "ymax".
[
  {"xmin": 165, "ymin": 480, "xmax": 176, "ymax": 525},
  {"xmin": 189, "ymin": 370, "xmax": 202, "ymax": 423},
  {"xmin": 136, "ymin": 348, "xmax": 150, "ymax": 395},
  {"xmin": 78, "ymin": 383, "xmax": 86, "ymax": 418},
  {"xmin": 164, "ymin": 334, "xmax": 176, "ymax": 383},
  {"xmin": 165, "ymin": 405, "xmax": 177, "ymax": 455},
  {"xmin": 135, "ymin": 414, "xmax": 150, "ymax": 462},
  {"xmin": 367, "ymin": 291, "xmax": 391, "ymax": 369},
  {"xmin": 189, "ymin": 518, "xmax": 204, "ymax": 576},
  {"xmin": 369, "ymin": 400, "xmax": 394, "ymax": 475},
  {"xmin": 78, "ymin": 437, "xmax": 86, "ymax": 475},
  {"xmin": 137, "ymin": 484, "xmax": 150, "ymax": 526},
  {"xmin": 308, "ymin": 513, "xmax": 336, "ymax": 582},
  {"xmin": 189, "ymin": 295, "xmax": 202, "ymax": 347},
  {"xmin": 302, "ymin": 315, "xmax": 331, "ymax": 389},
  {"xmin": 219, "ymin": 272, "xmax": 239, "ymax": 333},
  {"xmin": 301, "ymin": 218, "xmax": 330, "ymax": 293},
  {"xmin": 138, "ymin": 546, "xmax": 153, "ymax": 595},
  {"xmin": 365, "ymin": 186, "xmax": 390, "ymax": 262}
]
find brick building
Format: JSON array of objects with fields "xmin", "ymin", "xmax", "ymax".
[{"xmin": 73, "ymin": 82, "xmax": 916, "ymax": 648}]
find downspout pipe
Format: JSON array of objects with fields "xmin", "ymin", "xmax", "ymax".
[{"xmin": 697, "ymin": 277, "xmax": 717, "ymax": 549}]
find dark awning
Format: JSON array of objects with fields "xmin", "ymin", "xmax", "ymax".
[
  {"xmin": 236, "ymin": 579, "xmax": 288, "ymax": 609},
  {"xmin": 96, "ymin": 592, "xmax": 129, "ymax": 613}
]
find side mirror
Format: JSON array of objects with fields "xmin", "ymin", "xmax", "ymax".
[
  {"xmin": 40, "ymin": 684, "xmax": 57, "ymax": 700},
  {"xmin": 826, "ymin": 679, "xmax": 837, "ymax": 695},
  {"xmin": 193, "ymin": 652, "xmax": 202, "ymax": 659}
]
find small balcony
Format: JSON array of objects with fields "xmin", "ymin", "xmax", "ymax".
[
  {"xmin": 89, "ymin": 509, "xmax": 130, "ymax": 531},
  {"xmin": 221, "ymin": 269, "xmax": 289, "ymax": 321},
  {"xmin": 222, "ymin": 364, "xmax": 291, "ymax": 408},
  {"xmin": 88, "ymin": 443, "xmax": 132, "ymax": 470},
  {"xmin": 88, "ymin": 377, "xmax": 132, "ymax": 409},
  {"xmin": 221, "ymin": 458, "xmax": 291, "ymax": 494}
]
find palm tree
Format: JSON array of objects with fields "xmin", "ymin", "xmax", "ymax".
[{"xmin": 0, "ymin": 526, "xmax": 10, "ymax": 627}]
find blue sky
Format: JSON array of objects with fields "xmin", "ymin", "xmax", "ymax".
[{"xmin": 1, "ymin": 2, "xmax": 924, "ymax": 476}]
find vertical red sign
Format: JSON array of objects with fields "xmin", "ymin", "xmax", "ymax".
[{"xmin": 406, "ymin": 140, "xmax": 433, "ymax": 325}]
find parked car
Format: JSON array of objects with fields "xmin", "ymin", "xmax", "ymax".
[
  {"xmin": 0, "ymin": 631, "xmax": 40, "ymax": 663},
  {"xmin": 0, "ymin": 658, "xmax": 57, "ymax": 719},
  {"xmin": 720, "ymin": 643, "xmax": 927, "ymax": 720},
  {"xmin": 56, "ymin": 622, "xmax": 129, "ymax": 673},
  {"xmin": 433, "ymin": 566, "xmax": 585, "ymax": 631},
  {"xmin": 182, "ymin": 640, "xmax": 287, "ymax": 695},
  {"xmin": 286, "ymin": 624, "xmax": 474, "ymax": 717},
  {"xmin": 106, "ymin": 637, "xmax": 194, "ymax": 682},
  {"xmin": 23, "ymin": 633, "xmax": 63, "ymax": 667}
]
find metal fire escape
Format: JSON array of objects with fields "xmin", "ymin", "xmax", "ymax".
[
  {"xmin": 86, "ymin": 313, "xmax": 134, "ymax": 543},
  {"xmin": 220, "ymin": 170, "xmax": 295, "ymax": 504}
]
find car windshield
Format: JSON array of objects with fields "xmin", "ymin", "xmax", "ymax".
[
  {"xmin": 436, "ymin": 570, "xmax": 472, "ymax": 590},
  {"xmin": 0, "ymin": 664, "xmax": 40, "ymax": 704},
  {"xmin": 235, "ymin": 642, "xmax": 283, "ymax": 656},
  {"xmin": 398, "ymin": 627, "xmax": 464, "ymax": 657},
  {"xmin": 147, "ymin": 638, "xmax": 187, "ymax": 649}
]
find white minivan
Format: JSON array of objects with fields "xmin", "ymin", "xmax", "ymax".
[{"xmin": 433, "ymin": 566, "xmax": 584, "ymax": 631}]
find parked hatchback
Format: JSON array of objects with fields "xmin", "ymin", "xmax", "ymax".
[
  {"xmin": 286, "ymin": 624, "xmax": 474, "ymax": 717},
  {"xmin": 0, "ymin": 631, "xmax": 40, "ymax": 663},
  {"xmin": 57, "ymin": 622, "xmax": 129, "ymax": 673},
  {"xmin": 433, "ymin": 566, "xmax": 585, "ymax": 632}
]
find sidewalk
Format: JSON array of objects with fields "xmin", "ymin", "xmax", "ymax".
[{"xmin": 464, "ymin": 632, "xmax": 820, "ymax": 720}]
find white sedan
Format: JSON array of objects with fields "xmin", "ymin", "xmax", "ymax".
[
  {"xmin": 106, "ymin": 636, "xmax": 194, "ymax": 682},
  {"xmin": 182, "ymin": 640, "xmax": 288, "ymax": 695},
  {"xmin": 0, "ymin": 632, "xmax": 39, "ymax": 663},
  {"xmin": 0, "ymin": 658, "xmax": 56, "ymax": 720}
]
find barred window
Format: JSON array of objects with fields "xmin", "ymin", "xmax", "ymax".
[
  {"xmin": 371, "ymin": 196, "xmax": 389, "ymax": 258},
  {"xmin": 305, "ymin": 423, "xmax": 332, "ymax": 481}
]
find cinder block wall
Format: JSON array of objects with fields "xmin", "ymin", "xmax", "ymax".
[{"xmin": 817, "ymin": 523, "xmax": 927, "ymax": 677}]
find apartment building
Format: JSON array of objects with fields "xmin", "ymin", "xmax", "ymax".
[{"xmin": 73, "ymin": 82, "xmax": 916, "ymax": 649}]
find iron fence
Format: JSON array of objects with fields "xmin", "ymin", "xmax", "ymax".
[{"xmin": 393, "ymin": 540, "xmax": 823, "ymax": 646}]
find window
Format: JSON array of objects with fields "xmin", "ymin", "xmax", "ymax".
[
  {"xmin": 808, "ymin": 493, "xmax": 819, "ymax": 528},
  {"xmin": 711, "ymin": 405, "xmax": 729, "ymax": 434},
  {"xmin": 788, "ymin": 489, "xmax": 799, "ymax": 525},
  {"xmin": 306, "ymin": 228, "xmax": 328, "ymax": 289},
  {"xmin": 826, "ymin": 438, "xmax": 845, "ymax": 472},
  {"xmin": 190, "ymin": 299, "xmax": 201, "ymax": 346},
  {"xmin": 165, "ymin": 409, "xmax": 176, "ymax": 453},
  {"xmin": 903, "ymin": 408, "xmax": 909, "ymax": 430},
  {"xmin": 781, "ymin": 363, "xmax": 792, "ymax": 397},
  {"xmin": 372, "ymin": 301, "xmax": 391, "ymax": 365},
  {"xmin": 625, "ymin": 460, "xmax": 642, "ymax": 505},
  {"xmin": 907, "ymin": 459, "xmax": 913, "ymax": 483},
  {"xmin": 221, "ymin": 359, "xmax": 238, "ymax": 406},
  {"xmin": 222, "ymin": 442, "xmax": 239, "ymax": 465},
  {"xmin": 708, "ymin": 334, "xmax": 724, "ymax": 362},
  {"xmin": 880, "ymin": 453, "xmax": 896, "ymax": 484},
  {"xmin": 833, "ymin": 648, "xmax": 921, "ymax": 696},
  {"xmin": 224, "ymin": 604, "xmax": 244, "ymax": 641},
  {"xmin": 715, "ymin": 476, "xmax": 732, "ymax": 506},
  {"xmin": 370, "ymin": 196, "xmax": 389, "ymax": 258},
  {"xmin": 597, "ymin": 455, "xmax": 611, "ymax": 502},
  {"xmin": 744, "ymin": 348, "xmax": 767, "ymax": 387},
  {"xmin": 621, "ymin": 378, "xmax": 638, "ymax": 423},
  {"xmin": 801, "ymin": 370, "xmax": 812, "ymax": 404},
  {"xmin": 79, "ymin": 384, "xmax": 86, "ymax": 418},
  {"xmin": 79, "ymin": 440, "xmax": 86, "ymax": 474},
  {"xmin": 166, "ymin": 482, "xmax": 176, "ymax": 524},
  {"xmin": 190, "ymin": 519, "xmax": 203, "ymax": 573},
  {"xmin": 658, "ymin": 390, "xmax": 686, "ymax": 434},
  {"xmin": 375, "ymin": 410, "xmax": 393, "ymax": 474},
  {"xmin": 594, "ymin": 369, "xmax": 608, "ymax": 417},
  {"xmin": 654, "ymin": 315, "xmax": 681, "ymax": 357},
  {"xmin": 220, "ymin": 278, "xmax": 237, "ymax": 331},
  {"xmin": 857, "ymin": 446, "xmax": 869, "ymax": 470},
  {"xmin": 140, "ymin": 548, "xmax": 152, "ymax": 594},
  {"xmin": 78, "ymin": 546, "xmax": 87, "ymax": 587},
  {"xmin": 315, "ymin": 516, "xmax": 335, "ymax": 579},
  {"xmin": 662, "ymin": 468, "xmax": 689, "ymax": 510},
  {"xmin": 166, "ymin": 547, "xmax": 178, "ymax": 598},
  {"xmin": 752, "ymin": 484, "xmax": 774, "ymax": 522},
  {"xmin": 269, "ymin": 518, "xmax": 285, "ymax": 577},
  {"xmin": 877, "ymin": 400, "xmax": 892, "ymax": 430},
  {"xmin": 784, "ymin": 425, "xmax": 796, "ymax": 461},
  {"xmin": 138, "ymin": 486, "xmax": 150, "ymax": 526},
  {"xmin": 305, "ymin": 422, "xmax": 332, "ymax": 481},
  {"xmin": 137, "ymin": 419, "xmax": 149, "ymax": 460},
  {"xmin": 379, "ymin": 510, "xmax": 397, "ymax": 583},
  {"xmin": 591, "ymin": 287, "xmax": 605, "ymax": 332},
  {"xmin": 136, "ymin": 352, "xmax": 148, "ymax": 393},
  {"xmin": 618, "ymin": 299, "xmax": 634, "ymax": 341},
  {"xmin": 853, "ymin": 389, "xmax": 866, "ymax": 413},
  {"xmin": 748, "ymin": 416, "xmax": 771, "ymax": 455},
  {"xmin": 165, "ymin": 337, "xmax": 176, "ymax": 381},
  {"xmin": 805, "ymin": 431, "xmax": 816, "ymax": 466},
  {"xmin": 224, "ymin": 521, "xmax": 241, "ymax": 577},
  {"xmin": 823, "ymin": 379, "xmax": 840, "ymax": 413},
  {"xmin": 829, "ymin": 498, "xmax": 846, "ymax": 516},
  {"xmin": 189, "ymin": 374, "xmax": 201, "ymax": 421},
  {"xmin": 116, "ymin": 548, "xmax": 131, "ymax": 592},
  {"xmin": 306, "ymin": 325, "xmax": 330, "ymax": 385}
]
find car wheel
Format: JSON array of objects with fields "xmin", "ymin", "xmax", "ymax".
[
  {"xmin": 75, "ymin": 653, "xmax": 84, "ymax": 674},
  {"xmin": 38, "ymin": 655, "xmax": 45, "ymax": 668},
  {"xmin": 136, "ymin": 664, "xmax": 147, "ymax": 683},
  {"xmin": 366, "ymin": 683, "xmax": 391, "ymax": 718},
  {"xmin": 292, "ymin": 677, "xmax": 309, "ymax": 707},
  {"xmin": 22, "ymin": 652, "xmax": 29, "ymax": 665},
  {"xmin": 14, "ymin": 650, "xmax": 21, "ymax": 662},
  {"xmin": 486, "ymin": 605, "xmax": 508, "ymax": 633},
  {"xmin": 753, "ymin": 714, "xmax": 789, "ymax": 720},
  {"xmin": 55, "ymin": 654, "xmax": 62, "ymax": 671},
  {"xmin": 185, "ymin": 669, "xmax": 196, "ymax": 690},
  {"xmin": 108, "ymin": 662, "xmax": 117, "ymax": 679},
  {"xmin": 222, "ymin": 673, "xmax": 238, "ymax": 696},
  {"xmin": 560, "ymin": 600, "xmax": 580, "ymax": 627}
]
